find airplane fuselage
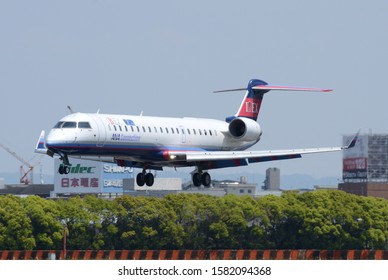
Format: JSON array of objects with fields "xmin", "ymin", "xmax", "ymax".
[{"xmin": 46, "ymin": 112, "xmax": 262, "ymax": 169}]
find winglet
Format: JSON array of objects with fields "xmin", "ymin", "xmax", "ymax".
[
  {"xmin": 343, "ymin": 130, "xmax": 360, "ymax": 150},
  {"xmin": 35, "ymin": 130, "xmax": 47, "ymax": 154}
]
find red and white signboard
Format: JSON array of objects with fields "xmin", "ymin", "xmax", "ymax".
[{"xmin": 342, "ymin": 135, "xmax": 368, "ymax": 180}]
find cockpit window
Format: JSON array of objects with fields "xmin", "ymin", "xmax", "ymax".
[
  {"xmin": 53, "ymin": 121, "xmax": 91, "ymax": 129},
  {"xmin": 54, "ymin": 122, "xmax": 64, "ymax": 128},
  {"xmin": 61, "ymin": 122, "xmax": 77, "ymax": 128},
  {"xmin": 78, "ymin": 122, "xmax": 92, "ymax": 129}
]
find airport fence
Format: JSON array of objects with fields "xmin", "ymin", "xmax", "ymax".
[{"xmin": 1, "ymin": 250, "xmax": 388, "ymax": 260}]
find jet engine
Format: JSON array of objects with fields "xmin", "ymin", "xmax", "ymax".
[{"xmin": 228, "ymin": 117, "xmax": 262, "ymax": 141}]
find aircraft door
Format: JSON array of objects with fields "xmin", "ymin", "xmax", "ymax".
[
  {"xmin": 179, "ymin": 125, "xmax": 186, "ymax": 144},
  {"xmin": 92, "ymin": 115, "xmax": 107, "ymax": 147}
]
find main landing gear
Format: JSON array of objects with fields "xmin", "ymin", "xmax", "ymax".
[
  {"xmin": 192, "ymin": 171, "xmax": 211, "ymax": 187},
  {"xmin": 136, "ymin": 170, "xmax": 155, "ymax": 187}
]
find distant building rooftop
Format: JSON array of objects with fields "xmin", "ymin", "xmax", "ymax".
[
  {"xmin": 0, "ymin": 184, "xmax": 54, "ymax": 197},
  {"xmin": 314, "ymin": 185, "xmax": 338, "ymax": 190}
]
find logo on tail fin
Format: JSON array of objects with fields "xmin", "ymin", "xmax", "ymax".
[
  {"xmin": 237, "ymin": 96, "xmax": 263, "ymax": 119},
  {"xmin": 234, "ymin": 79, "xmax": 269, "ymax": 121}
]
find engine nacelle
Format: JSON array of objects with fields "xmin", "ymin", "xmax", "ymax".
[{"xmin": 228, "ymin": 117, "xmax": 262, "ymax": 141}]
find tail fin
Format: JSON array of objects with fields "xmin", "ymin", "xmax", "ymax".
[{"xmin": 215, "ymin": 79, "xmax": 332, "ymax": 122}]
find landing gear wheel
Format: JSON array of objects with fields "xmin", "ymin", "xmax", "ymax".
[
  {"xmin": 201, "ymin": 172, "xmax": 211, "ymax": 187},
  {"xmin": 136, "ymin": 173, "xmax": 145, "ymax": 187},
  {"xmin": 192, "ymin": 172, "xmax": 202, "ymax": 187},
  {"xmin": 145, "ymin": 173, "xmax": 154, "ymax": 187},
  {"xmin": 58, "ymin": 165, "xmax": 70, "ymax": 175}
]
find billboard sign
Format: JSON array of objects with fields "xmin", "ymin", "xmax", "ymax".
[
  {"xmin": 54, "ymin": 158, "xmax": 133, "ymax": 194},
  {"xmin": 54, "ymin": 158, "xmax": 101, "ymax": 194},
  {"xmin": 342, "ymin": 157, "xmax": 368, "ymax": 180},
  {"xmin": 342, "ymin": 135, "xmax": 368, "ymax": 181},
  {"xmin": 102, "ymin": 164, "xmax": 133, "ymax": 193}
]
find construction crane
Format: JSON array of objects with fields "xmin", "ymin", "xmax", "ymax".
[{"xmin": 0, "ymin": 143, "xmax": 42, "ymax": 185}]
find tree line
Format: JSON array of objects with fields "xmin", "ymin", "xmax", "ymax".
[{"xmin": 0, "ymin": 191, "xmax": 387, "ymax": 250}]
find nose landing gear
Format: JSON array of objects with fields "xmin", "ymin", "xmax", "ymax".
[
  {"xmin": 58, "ymin": 164, "xmax": 70, "ymax": 175},
  {"xmin": 58, "ymin": 154, "xmax": 71, "ymax": 174}
]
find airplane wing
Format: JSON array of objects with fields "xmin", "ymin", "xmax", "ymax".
[{"xmin": 165, "ymin": 131, "xmax": 359, "ymax": 169}]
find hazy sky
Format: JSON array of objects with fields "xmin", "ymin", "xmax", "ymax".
[{"xmin": 0, "ymin": 0, "xmax": 387, "ymax": 181}]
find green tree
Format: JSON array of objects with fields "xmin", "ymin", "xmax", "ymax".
[
  {"xmin": 0, "ymin": 195, "xmax": 35, "ymax": 249},
  {"xmin": 218, "ymin": 194, "xmax": 262, "ymax": 249},
  {"xmin": 115, "ymin": 195, "xmax": 184, "ymax": 249},
  {"xmin": 56, "ymin": 196, "xmax": 95, "ymax": 249},
  {"xmin": 164, "ymin": 194, "xmax": 226, "ymax": 249},
  {"xmin": 82, "ymin": 196, "xmax": 124, "ymax": 249},
  {"xmin": 254, "ymin": 194, "xmax": 289, "ymax": 248},
  {"xmin": 23, "ymin": 196, "xmax": 63, "ymax": 249}
]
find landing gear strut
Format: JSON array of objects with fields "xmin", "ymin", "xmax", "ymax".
[
  {"xmin": 192, "ymin": 171, "xmax": 211, "ymax": 187},
  {"xmin": 136, "ymin": 170, "xmax": 154, "ymax": 187}
]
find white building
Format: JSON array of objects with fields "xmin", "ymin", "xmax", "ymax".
[{"xmin": 212, "ymin": 177, "xmax": 257, "ymax": 196}]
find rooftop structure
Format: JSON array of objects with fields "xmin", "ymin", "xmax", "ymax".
[{"xmin": 343, "ymin": 133, "xmax": 388, "ymax": 182}]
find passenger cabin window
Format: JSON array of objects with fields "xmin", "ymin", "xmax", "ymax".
[{"xmin": 78, "ymin": 122, "xmax": 92, "ymax": 129}]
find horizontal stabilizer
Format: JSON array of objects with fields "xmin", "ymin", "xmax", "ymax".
[
  {"xmin": 214, "ymin": 85, "xmax": 332, "ymax": 93},
  {"xmin": 252, "ymin": 85, "xmax": 332, "ymax": 92}
]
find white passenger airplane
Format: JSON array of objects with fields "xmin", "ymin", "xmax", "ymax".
[{"xmin": 35, "ymin": 79, "xmax": 358, "ymax": 187}]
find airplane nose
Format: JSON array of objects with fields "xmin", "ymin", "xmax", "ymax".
[
  {"xmin": 45, "ymin": 130, "xmax": 56, "ymax": 148},
  {"xmin": 45, "ymin": 129, "xmax": 64, "ymax": 149}
]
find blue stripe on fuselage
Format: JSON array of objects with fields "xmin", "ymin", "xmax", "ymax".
[{"xmin": 46, "ymin": 142, "xmax": 218, "ymax": 160}]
